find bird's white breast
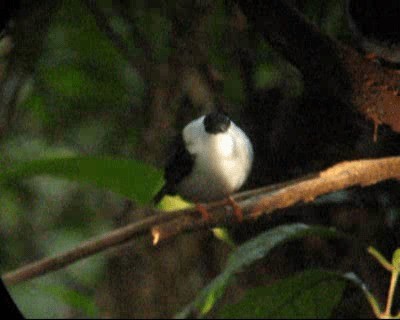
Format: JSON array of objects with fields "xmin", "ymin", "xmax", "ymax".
[{"xmin": 177, "ymin": 116, "xmax": 253, "ymax": 202}]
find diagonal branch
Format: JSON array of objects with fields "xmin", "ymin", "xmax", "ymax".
[
  {"xmin": 152, "ymin": 157, "xmax": 400, "ymax": 242},
  {"xmin": 81, "ymin": 0, "xmax": 151, "ymax": 80},
  {"xmin": 3, "ymin": 156, "xmax": 400, "ymax": 286},
  {"xmin": 83, "ymin": 0, "xmax": 130, "ymax": 60},
  {"xmin": 237, "ymin": 0, "xmax": 350, "ymax": 98},
  {"xmin": 112, "ymin": 0, "xmax": 154, "ymax": 63},
  {"xmin": 0, "ymin": 1, "xmax": 59, "ymax": 140},
  {"xmin": 1, "ymin": 207, "xmax": 187, "ymax": 286}
]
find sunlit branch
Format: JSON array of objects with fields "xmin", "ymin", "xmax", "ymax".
[{"xmin": 3, "ymin": 156, "xmax": 400, "ymax": 286}]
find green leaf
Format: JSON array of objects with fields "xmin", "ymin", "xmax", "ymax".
[
  {"xmin": 176, "ymin": 223, "xmax": 347, "ymax": 318},
  {"xmin": 212, "ymin": 227, "xmax": 236, "ymax": 248},
  {"xmin": 368, "ymin": 246, "xmax": 393, "ymax": 271},
  {"xmin": 0, "ymin": 156, "xmax": 163, "ymax": 205},
  {"xmin": 41, "ymin": 285, "xmax": 98, "ymax": 317},
  {"xmin": 219, "ymin": 269, "xmax": 346, "ymax": 319},
  {"xmin": 158, "ymin": 195, "xmax": 192, "ymax": 211},
  {"xmin": 392, "ymin": 248, "xmax": 400, "ymax": 271}
]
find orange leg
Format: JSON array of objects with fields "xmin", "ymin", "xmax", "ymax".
[
  {"xmin": 365, "ymin": 52, "xmax": 379, "ymax": 61},
  {"xmin": 195, "ymin": 203, "xmax": 211, "ymax": 221},
  {"xmin": 195, "ymin": 197, "xmax": 243, "ymax": 222},
  {"xmin": 226, "ymin": 195, "xmax": 243, "ymax": 222}
]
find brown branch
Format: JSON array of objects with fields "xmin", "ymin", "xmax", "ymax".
[
  {"xmin": 3, "ymin": 156, "xmax": 400, "ymax": 286},
  {"xmin": 1, "ymin": 208, "xmax": 186, "ymax": 286},
  {"xmin": 152, "ymin": 157, "xmax": 400, "ymax": 242},
  {"xmin": 251, "ymin": 157, "xmax": 400, "ymax": 217}
]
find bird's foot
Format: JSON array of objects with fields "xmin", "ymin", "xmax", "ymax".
[
  {"xmin": 226, "ymin": 196, "xmax": 243, "ymax": 222},
  {"xmin": 365, "ymin": 52, "xmax": 380, "ymax": 62},
  {"xmin": 195, "ymin": 203, "xmax": 211, "ymax": 221}
]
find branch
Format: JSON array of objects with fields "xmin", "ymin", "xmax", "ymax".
[
  {"xmin": 3, "ymin": 156, "xmax": 400, "ymax": 286},
  {"xmin": 237, "ymin": 0, "xmax": 349, "ymax": 98},
  {"xmin": 1, "ymin": 208, "xmax": 187, "ymax": 286},
  {"xmin": 152, "ymin": 157, "xmax": 400, "ymax": 242},
  {"xmin": 112, "ymin": 0, "xmax": 154, "ymax": 63},
  {"xmin": 0, "ymin": 0, "xmax": 59, "ymax": 140},
  {"xmin": 0, "ymin": 68, "xmax": 25, "ymax": 138},
  {"xmin": 81, "ymin": 0, "xmax": 150, "ymax": 80}
]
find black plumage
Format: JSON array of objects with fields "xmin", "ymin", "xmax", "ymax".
[
  {"xmin": 203, "ymin": 112, "xmax": 231, "ymax": 134},
  {"xmin": 154, "ymin": 112, "xmax": 231, "ymax": 204},
  {"xmin": 153, "ymin": 133, "xmax": 195, "ymax": 204},
  {"xmin": 153, "ymin": 112, "xmax": 253, "ymax": 204}
]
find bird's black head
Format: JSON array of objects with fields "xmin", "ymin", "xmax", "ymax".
[{"xmin": 203, "ymin": 112, "xmax": 231, "ymax": 134}]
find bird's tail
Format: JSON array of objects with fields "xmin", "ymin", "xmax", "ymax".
[{"xmin": 152, "ymin": 185, "xmax": 168, "ymax": 205}]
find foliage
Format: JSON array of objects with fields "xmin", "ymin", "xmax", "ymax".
[
  {"xmin": 0, "ymin": 156, "xmax": 163, "ymax": 205},
  {"xmin": 219, "ymin": 269, "xmax": 347, "ymax": 319},
  {"xmin": 176, "ymin": 224, "xmax": 351, "ymax": 318},
  {"xmin": 1, "ymin": 0, "xmax": 399, "ymax": 318}
]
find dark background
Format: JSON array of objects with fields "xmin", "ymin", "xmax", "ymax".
[{"xmin": 0, "ymin": 0, "xmax": 399, "ymax": 318}]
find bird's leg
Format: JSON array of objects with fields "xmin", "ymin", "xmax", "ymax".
[
  {"xmin": 365, "ymin": 52, "xmax": 379, "ymax": 61},
  {"xmin": 195, "ymin": 202, "xmax": 211, "ymax": 221},
  {"xmin": 194, "ymin": 197, "xmax": 243, "ymax": 222},
  {"xmin": 225, "ymin": 195, "xmax": 243, "ymax": 222}
]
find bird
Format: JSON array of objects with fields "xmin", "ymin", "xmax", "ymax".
[{"xmin": 153, "ymin": 111, "xmax": 254, "ymax": 220}]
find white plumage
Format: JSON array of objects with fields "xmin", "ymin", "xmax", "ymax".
[{"xmin": 175, "ymin": 114, "xmax": 253, "ymax": 202}]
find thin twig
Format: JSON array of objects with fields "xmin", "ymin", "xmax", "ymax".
[
  {"xmin": 0, "ymin": 69, "xmax": 25, "ymax": 138},
  {"xmin": 2, "ymin": 208, "xmax": 185, "ymax": 286},
  {"xmin": 3, "ymin": 156, "xmax": 400, "ymax": 286},
  {"xmin": 368, "ymin": 247, "xmax": 394, "ymax": 272},
  {"xmin": 81, "ymin": 0, "xmax": 146, "ymax": 78},
  {"xmin": 112, "ymin": 0, "xmax": 154, "ymax": 62},
  {"xmin": 383, "ymin": 270, "xmax": 399, "ymax": 318}
]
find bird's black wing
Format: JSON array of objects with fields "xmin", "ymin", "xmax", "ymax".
[{"xmin": 153, "ymin": 134, "xmax": 195, "ymax": 204}]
